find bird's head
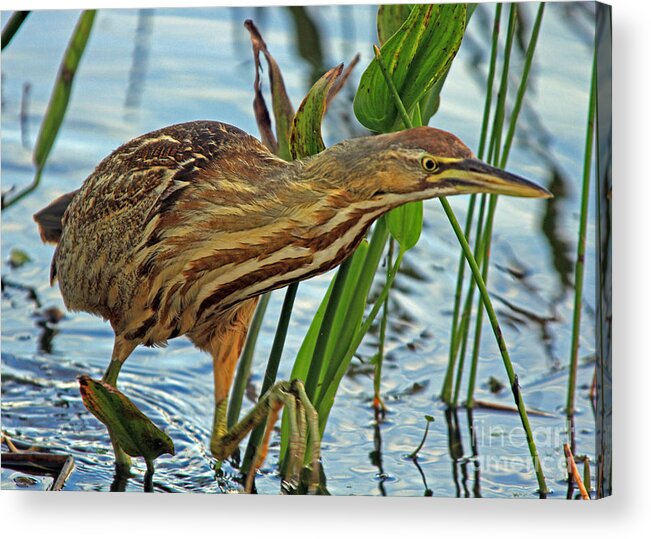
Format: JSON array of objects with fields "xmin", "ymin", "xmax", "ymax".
[{"xmin": 310, "ymin": 126, "xmax": 552, "ymax": 205}]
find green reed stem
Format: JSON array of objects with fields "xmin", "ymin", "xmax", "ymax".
[
  {"xmin": 583, "ymin": 456, "xmax": 591, "ymax": 496},
  {"xmin": 443, "ymin": 3, "xmax": 501, "ymax": 402},
  {"xmin": 304, "ymin": 256, "xmax": 353, "ymax": 401},
  {"xmin": 317, "ymin": 250, "xmax": 405, "ymax": 429},
  {"xmin": 452, "ymin": 194, "xmax": 488, "ymax": 406},
  {"xmin": 453, "ymin": 0, "xmax": 514, "ymax": 400},
  {"xmin": 1, "ymin": 11, "xmax": 30, "ymax": 50},
  {"xmin": 477, "ymin": 3, "xmax": 503, "ymax": 161},
  {"xmin": 228, "ymin": 292, "xmax": 271, "ymax": 429},
  {"xmin": 374, "ymin": 239, "xmax": 394, "ymax": 407},
  {"xmin": 467, "ymin": 2, "xmax": 545, "ymax": 407},
  {"xmin": 323, "ymin": 218, "xmax": 389, "ymax": 399},
  {"xmin": 567, "ymin": 48, "xmax": 596, "ymax": 417},
  {"xmin": 439, "ymin": 197, "xmax": 548, "ymax": 494},
  {"xmin": 374, "ymin": 40, "xmax": 548, "ymax": 494},
  {"xmin": 442, "ymin": 194, "xmax": 476, "ymax": 403},
  {"xmin": 489, "ymin": 3, "xmax": 517, "ymax": 166},
  {"xmin": 242, "ymin": 282, "xmax": 299, "ymax": 473},
  {"xmin": 408, "ymin": 415, "xmax": 434, "ymax": 459},
  {"xmin": 500, "ymin": 3, "xmax": 546, "ymax": 169},
  {"xmin": 466, "ymin": 195, "xmax": 498, "ymax": 407}
]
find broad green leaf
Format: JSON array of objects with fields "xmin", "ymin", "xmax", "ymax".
[
  {"xmin": 79, "ymin": 375, "xmax": 174, "ymax": 462},
  {"xmin": 387, "ymin": 200, "xmax": 423, "ymax": 251},
  {"xmin": 377, "ymin": 4, "xmax": 412, "ymax": 46},
  {"xmin": 33, "ymin": 10, "xmax": 95, "ymax": 170},
  {"xmin": 289, "ymin": 64, "xmax": 343, "ymax": 160},
  {"xmin": 354, "ymin": 4, "xmax": 466, "ymax": 132}
]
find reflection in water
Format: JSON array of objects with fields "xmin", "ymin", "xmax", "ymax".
[
  {"xmin": 466, "ymin": 408, "xmax": 482, "ymax": 498},
  {"xmin": 493, "ymin": 291, "xmax": 559, "ymax": 369},
  {"xmin": 21, "ymin": 82, "xmax": 31, "ymax": 149},
  {"xmin": 286, "ymin": 6, "xmax": 325, "ymax": 85},
  {"xmin": 369, "ymin": 421, "xmax": 387, "ymax": 497},
  {"xmin": 444, "ymin": 407, "xmax": 464, "ymax": 497},
  {"xmin": 124, "ymin": 9, "xmax": 154, "ymax": 120},
  {"xmin": 410, "ymin": 458, "xmax": 433, "ymax": 496},
  {"xmin": 540, "ymin": 167, "xmax": 574, "ymax": 297},
  {"xmin": 1, "ymin": 278, "xmax": 60, "ymax": 354}
]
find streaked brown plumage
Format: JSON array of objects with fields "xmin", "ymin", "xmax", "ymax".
[{"xmin": 35, "ymin": 119, "xmax": 550, "ymax": 481}]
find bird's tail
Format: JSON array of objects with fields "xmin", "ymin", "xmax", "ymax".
[{"xmin": 33, "ymin": 190, "xmax": 78, "ymax": 244}]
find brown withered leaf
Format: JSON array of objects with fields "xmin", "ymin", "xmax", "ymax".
[
  {"xmin": 325, "ymin": 53, "xmax": 361, "ymax": 108},
  {"xmin": 245, "ymin": 19, "xmax": 295, "ymax": 159}
]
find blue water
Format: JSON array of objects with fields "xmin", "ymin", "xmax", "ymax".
[{"xmin": 1, "ymin": 3, "xmax": 597, "ymax": 496}]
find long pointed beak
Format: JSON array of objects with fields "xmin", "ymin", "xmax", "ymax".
[{"xmin": 441, "ymin": 158, "xmax": 553, "ymax": 199}]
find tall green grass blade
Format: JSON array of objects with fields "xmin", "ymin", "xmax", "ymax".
[
  {"xmin": 373, "ymin": 32, "xmax": 548, "ymax": 493},
  {"xmin": 442, "ymin": 4, "xmax": 502, "ymax": 402},
  {"xmin": 304, "ymin": 256, "xmax": 353, "ymax": 401},
  {"xmin": 317, "ymin": 249, "xmax": 406, "ymax": 430},
  {"xmin": 499, "ymin": 3, "xmax": 546, "ymax": 169},
  {"xmin": 467, "ymin": 3, "xmax": 546, "ymax": 407},
  {"xmin": 324, "ymin": 218, "xmax": 389, "ymax": 386},
  {"xmin": 453, "ymin": 3, "xmax": 516, "ymax": 402},
  {"xmin": 439, "ymin": 197, "xmax": 548, "ymax": 494},
  {"xmin": 373, "ymin": 239, "xmax": 394, "ymax": 410},
  {"xmin": 465, "ymin": 194, "xmax": 496, "ymax": 407},
  {"xmin": 320, "ymin": 241, "xmax": 370, "ymax": 368},
  {"xmin": 478, "ymin": 3, "xmax": 503, "ymax": 161},
  {"xmin": 290, "ymin": 280, "xmax": 335, "ymax": 382},
  {"xmin": 567, "ymin": 48, "xmax": 596, "ymax": 417},
  {"xmin": 1, "ymin": 11, "xmax": 30, "ymax": 50},
  {"xmin": 2, "ymin": 10, "xmax": 95, "ymax": 210},
  {"xmin": 227, "ymin": 293, "xmax": 271, "ymax": 429},
  {"xmin": 452, "ymin": 194, "xmax": 488, "ymax": 406},
  {"xmin": 242, "ymin": 282, "xmax": 298, "ymax": 474},
  {"xmin": 488, "ymin": 3, "xmax": 517, "ymax": 166}
]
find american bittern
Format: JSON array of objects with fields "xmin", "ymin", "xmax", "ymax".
[{"xmin": 35, "ymin": 120, "xmax": 550, "ymax": 490}]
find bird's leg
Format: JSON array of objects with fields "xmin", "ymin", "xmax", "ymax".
[
  {"xmin": 102, "ymin": 337, "xmax": 137, "ymax": 386},
  {"xmin": 193, "ymin": 300, "xmax": 320, "ymax": 492},
  {"xmin": 98, "ymin": 337, "xmax": 137, "ymax": 473}
]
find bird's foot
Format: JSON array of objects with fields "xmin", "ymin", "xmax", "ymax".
[{"xmin": 210, "ymin": 379, "xmax": 320, "ymax": 494}]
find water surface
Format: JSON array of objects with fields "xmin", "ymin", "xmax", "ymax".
[{"xmin": 1, "ymin": 3, "xmax": 597, "ymax": 496}]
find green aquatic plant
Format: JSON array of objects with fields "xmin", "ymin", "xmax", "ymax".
[{"xmin": 1, "ymin": 10, "xmax": 96, "ymax": 210}]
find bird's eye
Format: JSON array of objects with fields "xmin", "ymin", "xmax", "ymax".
[{"xmin": 420, "ymin": 155, "xmax": 439, "ymax": 172}]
